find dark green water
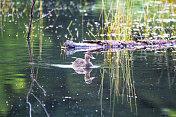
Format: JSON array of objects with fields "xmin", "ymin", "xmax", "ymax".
[{"xmin": 0, "ymin": 0, "xmax": 176, "ymax": 117}]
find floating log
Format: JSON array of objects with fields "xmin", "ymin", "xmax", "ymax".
[{"xmin": 63, "ymin": 40, "xmax": 176, "ymax": 55}]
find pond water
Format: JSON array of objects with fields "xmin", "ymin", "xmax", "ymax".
[{"xmin": 0, "ymin": 0, "xmax": 176, "ymax": 117}]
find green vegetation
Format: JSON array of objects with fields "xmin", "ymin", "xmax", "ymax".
[
  {"xmin": 96, "ymin": 0, "xmax": 176, "ymax": 115},
  {"xmin": 94, "ymin": 0, "xmax": 176, "ymax": 41}
]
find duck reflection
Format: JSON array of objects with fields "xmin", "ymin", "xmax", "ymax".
[{"xmin": 73, "ymin": 66, "xmax": 95, "ymax": 84}]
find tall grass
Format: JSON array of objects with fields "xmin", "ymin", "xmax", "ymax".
[
  {"xmin": 99, "ymin": 0, "xmax": 134, "ymax": 41},
  {"xmin": 96, "ymin": 1, "xmax": 176, "ymax": 115},
  {"xmin": 98, "ymin": 0, "xmax": 176, "ymax": 41}
]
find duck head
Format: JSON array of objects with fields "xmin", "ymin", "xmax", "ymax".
[{"xmin": 84, "ymin": 52, "xmax": 95, "ymax": 61}]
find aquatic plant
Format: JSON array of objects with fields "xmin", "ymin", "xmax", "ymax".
[
  {"xmin": 94, "ymin": 0, "xmax": 176, "ymax": 41},
  {"xmin": 97, "ymin": 2, "xmax": 176, "ymax": 112}
]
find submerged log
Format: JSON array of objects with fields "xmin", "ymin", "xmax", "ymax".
[{"xmin": 63, "ymin": 40, "xmax": 176, "ymax": 55}]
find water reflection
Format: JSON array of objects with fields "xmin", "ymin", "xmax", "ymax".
[
  {"xmin": 61, "ymin": 41, "xmax": 176, "ymax": 116},
  {"xmin": 103, "ymin": 50, "xmax": 138, "ymax": 115},
  {"xmin": 26, "ymin": 64, "xmax": 49, "ymax": 117},
  {"xmin": 61, "ymin": 48, "xmax": 138, "ymax": 116}
]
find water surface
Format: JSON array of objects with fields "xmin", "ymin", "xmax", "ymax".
[{"xmin": 0, "ymin": 0, "xmax": 176, "ymax": 117}]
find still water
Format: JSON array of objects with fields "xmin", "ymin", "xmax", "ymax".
[{"xmin": 0, "ymin": 0, "xmax": 176, "ymax": 117}]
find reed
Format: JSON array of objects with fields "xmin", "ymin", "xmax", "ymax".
[
  {"xmin": 98, "ymin": 0, "xmax": 139, "ymax": 108},
  {"xmin": 97, "ymin": 0, "xmax": 176, "ymax": 41},
  {"xmin": 99, "ymin": 0, "xmax": 134, "ymax": 41}
]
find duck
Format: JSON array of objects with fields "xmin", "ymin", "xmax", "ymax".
[
  {"xmin": 72, "ymin": 52, "xmax": 95, "ymax": 84},
  {"xmin": 72, "ymin": 52, "xmax": 95, "ymax": 69}
]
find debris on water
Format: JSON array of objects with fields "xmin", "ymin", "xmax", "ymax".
[
  {"xmin": 49, "ymin": 25, "xmax": 54, "ymax": 28},
  {"xmin": 64, "ymin": 96, "xmax": 71, "ymax": 99}
]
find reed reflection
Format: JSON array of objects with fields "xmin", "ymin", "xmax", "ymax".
[{"xmin": 100, "ymin": 50, "xmax": 138, "ymax": 116}]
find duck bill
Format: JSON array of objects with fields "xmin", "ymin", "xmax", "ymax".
[{"xmin": 91, "ymin": 56, "xmax": 95, "ymax": 59}]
